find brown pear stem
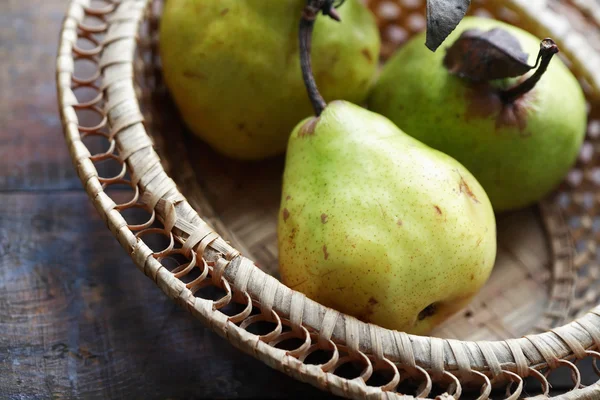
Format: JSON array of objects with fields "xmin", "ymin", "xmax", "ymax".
[
  {"xmin": 500, "ymin": 38, "xmax": 559, "ymax": 103},
  {"xmin": 299, "ymin": 0, "xmax": 342, "ymax": 116}
]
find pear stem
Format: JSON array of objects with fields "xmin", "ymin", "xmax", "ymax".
[
  {"xmin": 299, "ymin": 0, "xmax": 342, "ymax": 116},
  {"xmin": 500, "ymin": 38, "xmax": 559, "ymax": 103}
]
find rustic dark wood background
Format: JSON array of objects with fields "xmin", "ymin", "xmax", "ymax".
[{"xmin": 0, "ymin": 0, "xmax": 596, "ymax": 399}]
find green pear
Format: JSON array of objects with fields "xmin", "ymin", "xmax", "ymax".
[
  {"xmin": 159, "ymin": 0, "xmax": 380, "ymax": 160},
  {"xmin": 278, "ymin": 101, "xmax": 496, "ymax": 334},
  {"xmin": 368, "ymin": 17, "xmax": 587, "ymax": 211}
]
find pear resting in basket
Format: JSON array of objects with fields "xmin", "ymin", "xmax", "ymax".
[
  {"xmin": 159, "ymin": 0, "xmax": 586, "ymax": 334},
  {"xmin": 159, "ymin": 0, "xmax": 380, "ymax": 160}
]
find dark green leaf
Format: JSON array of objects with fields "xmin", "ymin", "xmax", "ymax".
[
  {"xmin": 426, "ymin": 0, "xmax": 471, "ymax": 51},
  {"xmin": 443, "ymin": 28, "xmax": 535, "ymax": 81}
]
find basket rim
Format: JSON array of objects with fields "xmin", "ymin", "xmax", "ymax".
[{"xmin": 55, "ymin": 0, "xmax": 600, "ymax": 398}]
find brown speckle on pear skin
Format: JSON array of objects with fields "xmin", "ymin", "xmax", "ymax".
[
  {"xmin": 322, "ymin": 245, "xmax": 329, "ymax": 260},
  {"xmin": 298, "ymin": 117, "xmax": 319, "ymax": 137},
  {"xmin": 361, "ymin": 48, "xmax": 373, "ymax": 63},
  {"xmin": 220, "ymin": 8, "xmax": 229, "ymax": 16},
  {"xmin": 282, "ymin": 208, "xmax": 290, "ymax": 222},
  {"xmin": 357, "ymin": 297, "xmax": 379, "ymax": 323},
  {"xmin": 459, "ymin": 176, "xmax": 480, "ymax": 203},
  {"xmin": 397, "ymin": 219, "xmax": 403, "ymax": 226},
  {"xmin": 497, "ymin": 102, "xmax": 531, "ymax": 133},
  {"xmin": 471, "ymin": 274, "xmax": 475, "ymax": 281},
  {"xmin": 286, "ymin": 195, "xmax": 291, "ymax": 201},
  {"xmin": 434, "ymin": 205, "xmax": 443, "ymax": 215},
  {"xmin": 321, "ymin": 213, "xmax": 328, "ymax": 224},
  {"xmin": 465, "ymin": 82, "xmax": 533, "ymax": 133},
  {"xmin": 320, "ymin": 270, "xmax": 335, "ymax": 278},
  {"xmin": 464, "ymin": 83, "xmax": 502, "ymax": 120},
  {"xmin": 183, "ymin": 70, "xmax": 206, "ymax": 80},
  {"xmin": 289, "ymin": 278, "xmax": 308, "ymax": 289}
]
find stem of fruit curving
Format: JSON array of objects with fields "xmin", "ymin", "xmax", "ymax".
[
  {"xmin": 500, "ymin": 38, "xmax": 559, "ymax": 103},
  {"xmin": 299, "ymin": 0, "xmax": 342, "ymax": 116}
]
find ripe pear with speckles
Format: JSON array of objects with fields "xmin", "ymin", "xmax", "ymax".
[
  {"xmin": 278, "ymin": 101, "xmax": 497, "ymax": 334},
  {"xmin": 368, "ymin": 17, "xmax": 587, "ymax": 211},
  {"xmin": 159, "ymin": 0, "xmax": 380, "ymax": 160}
]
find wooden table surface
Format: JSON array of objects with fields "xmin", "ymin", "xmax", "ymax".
[{"xmin": 0, "ymin": 1, "xmax": 338, "ymax": 398}]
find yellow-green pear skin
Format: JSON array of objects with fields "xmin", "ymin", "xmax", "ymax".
[
  {"xmin": 278, "ymin": 101, "xmax": 496, "ymax": 334},
  {"xmin": 368, "ymin": 17, "xmax": 587, "ymax": 211},
  {"xmin": 159, "ymin": 0, "xmax": 380, "ymax": 160}
]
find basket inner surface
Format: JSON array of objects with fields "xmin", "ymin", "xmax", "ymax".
[{"xmin": 132, "ymin": 0, "xmax": 600, "ymax": 341}]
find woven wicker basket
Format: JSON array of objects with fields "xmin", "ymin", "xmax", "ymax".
[{"xmin": 56, "ymin": 0, "xmax": 600, "ymax": 398}]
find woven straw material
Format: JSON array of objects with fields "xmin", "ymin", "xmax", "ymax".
[{"xmin": 56, "ymin": 0, "xmax": 600, "ymax": 398}]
